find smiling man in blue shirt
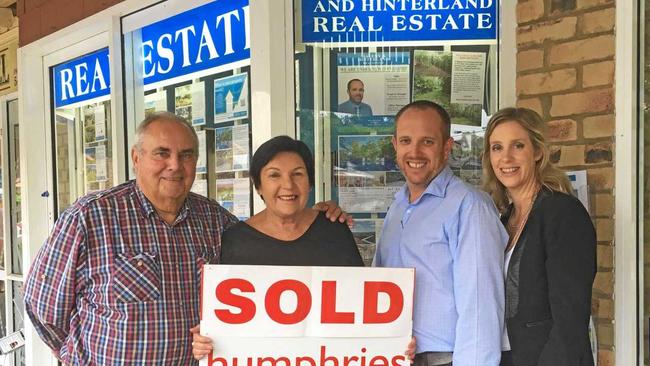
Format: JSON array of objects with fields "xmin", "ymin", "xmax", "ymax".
[{"xmin": 374, "ymin": 101, "xmax": 507, "ymax": 366}]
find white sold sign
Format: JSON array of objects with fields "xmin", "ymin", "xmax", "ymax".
[{"xmin": 200, "ymin": 265, "xmax": 414, "ymax": 366}]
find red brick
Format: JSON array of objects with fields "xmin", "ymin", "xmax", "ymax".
[
  {"xmin": 577, "ymin": 0, "xmax": 614, "ymax": 10},
  {"xmin": 583, "ymin": 114, "xmax": 614, "ymax": 139},
  {"xmin": 517, "ymin": 16, "xmax": 577, "ymax": 45},
  {"xmin": 550, "ymin": 35, "xmax": 615, "ymax": 65},
  {"xmin": 550, "ymin": 88, "xmax": 613, "ymax": 117},
  {"xmin": 587, "ymin": 167, "xmax": 614, "ymax": 190},
  {"xmin": 517, "ymin": 48, "xmax": 544, "ymax": 71},
  {"xmin": 517, "ymin": 97, "xmax": 543, "ymax": 117},
  {"xmin": 546, "ymin": 118, "xmax": 577, "ymax": 142},
  {"xmin": 517, "ymin": 0, "xmax": 545, "ymax": 24},
  {"xmin": 581, "ymin": 7, "xmax": 615, "ymax": 34},
  {"xmin": 517, "ymin": 68, "xmax": 576, "ymax": 96},
  {"xmin": 583, "ymin": 60, "xmax": 615, "ymax": 88}
]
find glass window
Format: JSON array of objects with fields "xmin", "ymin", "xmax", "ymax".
[
  {"xmin": 122, "ymin": 0, "xmax": 253, "ymax": 219},
  {"xmin": 8, "ymin": 99, "xmax": 20, "ymax": 274},
  {"xmin": 294, "ymin": 2, "xmax": 499, "ymax": 264},
  {"xmin": 12, "ymin": 281, "xmax": 23, "ymax": 365},
  {"xmin": 638, "ymin": 0, "xmax": 650, "ymax": 365},
  {"xmin": 51, "ymin": 49, "xmax": 113, "ymax": 215}
]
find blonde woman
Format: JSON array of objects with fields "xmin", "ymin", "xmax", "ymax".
[{"xmin": 482, "ymin": 108, "xmax": 596, "ymax": 366}]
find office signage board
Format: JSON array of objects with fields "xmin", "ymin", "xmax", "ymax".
[
  {"xmin": 141, "ymin": 0, "xmax": 250, "ymax": 85},
  {"xmin": 301, "ymin": 0, "xmax": 497, "ymax": 43},
  {"xmin": 53, "ymin": 48, "xmax": 110, "ymax": 108}
]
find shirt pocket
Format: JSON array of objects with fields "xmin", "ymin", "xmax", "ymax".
[{"xmin": 113, "ymin": 250, "xmax": 162, "ymax": 303}]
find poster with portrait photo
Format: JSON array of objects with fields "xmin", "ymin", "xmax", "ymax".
[
  {"xmin": 214, "ymin": 73, "xmax": 249, "ymax": 123},
  {"xmin": 412, "ymin": 50, "xmax": 486, "ymax": 127},
  {"xmin": 337, "ymin": 135, "xmax": 401, "ymax": 213},
  {"xmin": 336, "ymin": 52, "xmax": 410, "ymax": 116}
]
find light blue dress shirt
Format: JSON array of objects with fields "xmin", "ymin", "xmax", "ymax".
[
  {"xmin": 337, "ymin": 100, "xmax": 373, "ymax": 116},
  {"xmin": 374, "ymin": 166, "xmax": 507, "ymax": 366}
]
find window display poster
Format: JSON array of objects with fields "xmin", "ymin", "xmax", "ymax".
[
  {"xmin": 216, "ymin": 178, "xmax": 250, "ymax": 220},
  {"xmin": 84, "ymin": 145, "xmax": 107, "ymax": 183},
  {"xmin": 175, "ymin": 83, "xmax": 206, "ymax": 126},
  {"xmin": 449, "ymin": 129, "xmax": 484, "ymax": 187},
  {"xmin": 196, "ymin": 130, "xmax": 207, "ymax": 174},
  {"xmin": 192, "ymin": 178, "xmax": 208, "ymax": 197},
  {"xmin": 83, "ymin": 104, "xmax": 106, "ymax": 143},
  {"xmin": 145, "ymin": 90, "xmax": 167, "ymax": 117},
  {"xmin": 413, "ymin": 50, "xmax": 484, "ymax": 127},
  {"xmin": 337, "ymin": 135, "xmax": 401, "ymax": 213},
  {"xmin": 214, "ymin": 73, "xmax": 249, "ymax": 123},
  {"xmin": 95, "ymin": 144, "xmax": 107, "ymax": 181},
  {"xmin": 451, "ymin": 52, "xmax": 487, "ymax": 105},
  {"xmin": 94, "ymin": 105, "xmax": 106, "ymax": 141},
  {"xmin": 351, "ymin": 219, "xmax": 384, "ymax": 266},
  {"xmin": 337, "ymin": 53, "xmax": 410, "ymax": 116},
  {"xmin": 192, "ymin": 82, "xmax": 206, "ymax": 126},
  {"xmin": 215, "ymin": 124, "xmax": 249, "ymax": 172}
]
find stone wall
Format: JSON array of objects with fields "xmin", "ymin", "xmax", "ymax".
[{"xmin": 516, "ymin": 0, "xmax": 615, "ymax": 364}]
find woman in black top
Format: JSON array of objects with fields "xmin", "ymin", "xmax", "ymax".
[
  {"xmin": 219, "ymin": 135, "xmax": 362, "ymax": 266},
  {"xmin": 192, "ymin": 136, "xmax": 366, "ymax": 360},
  {"xmin": 482, "ymin": 108, "xmax": 596, "ymax": 366}
]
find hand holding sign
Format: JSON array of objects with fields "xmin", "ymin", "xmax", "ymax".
[{"xmin": 199, "ymin": 265, "xmax": 414, "ymax": 366}]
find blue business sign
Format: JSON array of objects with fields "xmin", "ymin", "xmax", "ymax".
[
  {"xmin": 53, "ymin": 48, "xmax": 110, "ymax": 108},
  {"xmin": 301, "ymin": 0, "xmax": 497, "ymax": 43},
  {"xmin": 141, "ymin": 0, "xmax": 250, "ymax": 86}
]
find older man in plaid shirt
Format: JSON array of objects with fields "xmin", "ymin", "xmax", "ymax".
[{"xmin": 23, "ymin": 112, "xmax": 345, "ymax": 365}]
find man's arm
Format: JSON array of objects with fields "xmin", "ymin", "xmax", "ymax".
[
  {"xmin": 23, "ymin": 208, "xmax": 87, "ymax": 362},
  {"xmin": 313, "ymin": 200, "xmax": 353, "ymax": 226},
  {"xmin": 451, "ymin": 194, "xmax": 506, "ymax": 366}
]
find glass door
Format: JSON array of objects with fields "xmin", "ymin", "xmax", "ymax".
[{"xmin": 0, "ymin": 96, "xmax": 25, "ymax": 366}]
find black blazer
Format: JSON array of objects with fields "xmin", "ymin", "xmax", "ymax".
[{"xmin": 503, "ymin": 188, "xmax": 596, "ymax": 366}]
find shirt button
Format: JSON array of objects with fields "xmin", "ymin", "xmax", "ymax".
[
  {"xmin": 137, "ymin": 260, "xmax": 144, "ymax": 267},
  {"xmin": 40, "ymin": 274, "xmax": 46, "ymax": 280}
]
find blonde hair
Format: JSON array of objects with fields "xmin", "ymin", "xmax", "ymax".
[{"xmin": 481, "ymin": 107, "xmax": 572, "ymax": 212}]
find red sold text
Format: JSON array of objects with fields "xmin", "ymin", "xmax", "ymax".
[{"xmin": 214, "ymin": 279, "xmax": 404, "ymax": 324}]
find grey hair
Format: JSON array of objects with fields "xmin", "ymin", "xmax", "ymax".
[{"xmin": 133, "ymin": 111, "xmax": 199, "ymax": 152}]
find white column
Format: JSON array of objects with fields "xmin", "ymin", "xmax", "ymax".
[{"xmin": 249, "ymin": 0, "xmax": 296, "ymax": 213}]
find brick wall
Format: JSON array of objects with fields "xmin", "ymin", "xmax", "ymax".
[
  {"xmin": 516, "ymin": 0, "xmax": 615, "ymax": 364},
  {"xmin": 16, "ymin": 0, "xmax": 124, "ymax": 46}
]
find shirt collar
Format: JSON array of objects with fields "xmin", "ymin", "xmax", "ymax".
[
  {"xmin": 395, "ymin": 165, "xmax": 453, "ymax": 204},
  {"xmin": 133, "ymin": 180, "xmax": 190, "ymax": 224}
]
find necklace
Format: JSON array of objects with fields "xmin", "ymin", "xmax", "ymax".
[{"xmin": 506, "ymin": 191, "xmax": 538, "ymax": 251}]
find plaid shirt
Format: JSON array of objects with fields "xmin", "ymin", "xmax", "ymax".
[{"xmin": 24, "ymin": 180, "xmax": 238, "ymax": 365}]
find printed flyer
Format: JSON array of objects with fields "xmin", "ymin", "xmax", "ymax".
[
  {"xmin": 214, "ymin": 73, "xmax": 249, "ymax": 123},
  {"xmin": 215, "ymin": 124, "xmax": 249, "ymax": 172}
]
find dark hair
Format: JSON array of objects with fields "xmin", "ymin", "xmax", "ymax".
[
  {"xmin": 250, "ymin": 135, "xmax": 315, "ymax": 190},
  {"xmin": 346, "ymin": 78, "xmax": 363, "ymax": 91},
  {"xmin": 394, "ymin": 100, "xmax": 451, "ymax": 140}
]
